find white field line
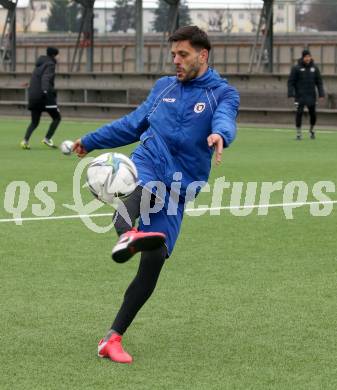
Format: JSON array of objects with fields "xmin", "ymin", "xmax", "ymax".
[
  {"xmin": 240, "ymin": 127, "xmax": 337, "ymax": 134},
  {"xmin": 0, "ymin": 200, "xmax": 336, "ymax": 223}
]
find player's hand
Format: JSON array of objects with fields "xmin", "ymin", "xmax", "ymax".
[
  {"xmin": 72, "ymin": 138, "xmax": 88, "ymax": 157},
  {"xmin": 207, "ymin": 133, "xmax": 223, "ymax": 165}
]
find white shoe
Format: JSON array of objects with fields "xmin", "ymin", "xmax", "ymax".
[{"xmin": 41, "ymin": 138, "xmax": 57, "ymax": 148}]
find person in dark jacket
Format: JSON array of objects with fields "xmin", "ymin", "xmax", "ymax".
[
  {"xmin": 72, "ymin": 26, "xmax": 239, "ymax": 364},
  {"xmin": 288, "ymin": 49, "xmax": 325, "ymax": 140},
  {"xmin": 20, "ymin": 47, "xmax": 61, "ymax": 149}
]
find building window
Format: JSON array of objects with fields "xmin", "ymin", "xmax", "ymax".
[
  {"xmin": 276, "ymin": 17, "xmax": 284, "ymax": 23},
  {"xmin": 239, "ymin": 13, "xmax": 244, "ymax": 20},
  {"xmin": 278, "ymin": 4, "xmax": 284, "ymax": 10},
  {"xmin": 94, "ymin": 13, "xmax": 99, "ymax": 19},
  {"xmin": 40, "ymin": 17, "xmax": 48, "ymax": 23},
  {"xmin": 40, "ymin": 3, "xmax": 47, "ymax": 10}
]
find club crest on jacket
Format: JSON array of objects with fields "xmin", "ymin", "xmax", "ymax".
[{"xmin": 194, "ymin": 102, "xmax": 206, "ymax": 113}]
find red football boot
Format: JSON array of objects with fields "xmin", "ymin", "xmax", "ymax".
[
  {"xmin": 112, "ymin": 227, "xmax": 166, "ymax": 263},
  {"xmin": 98, "ymin": 333, "xmax": 133, "ymax": 364}
]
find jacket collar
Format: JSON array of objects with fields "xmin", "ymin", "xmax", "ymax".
[{"xmin": 180, "ymin": 67, "xmax": 227, "ymax": 89}]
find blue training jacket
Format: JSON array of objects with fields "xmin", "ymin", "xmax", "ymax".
[{"xmin": 81, "ymin": 68, "xmax": 240, "ymax": 200}]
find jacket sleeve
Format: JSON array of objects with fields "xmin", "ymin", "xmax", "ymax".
[
  {"xmin": 211, "ymin": 85, "xmax": 240, "ymax": 148},
  {"xmin": 287, "ymin": 66, "xmax": 297, "ymax": 98},
  {"xmin": 81, "ymin": 78, "xmax": 167, "ymax": 152},
  {"xmin": 315, "ymin": 66, "xmax": 325, "ymax": 98},
  {"xmin": 41, "ymin": 63, "xmax": 55, "ymax": 92},
  {"xmin": 41, "ymin": 63, "xmax": 57, "ymax": 107}
]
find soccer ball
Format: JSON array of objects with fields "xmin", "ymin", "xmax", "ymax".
[
  {"xmin": 86, "ymin": 152, "xmax": 138, "ymax": 204},
  {"xmin": 60, "ymin": 140, "xmax": 74, "ymax": 155}
]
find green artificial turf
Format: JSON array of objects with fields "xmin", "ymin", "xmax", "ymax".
[{"xmin": 0, "ymin": 117, "xmax": 336, "ymax": 389}]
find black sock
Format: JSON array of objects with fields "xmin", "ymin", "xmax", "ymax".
[{"xmin": 111, "ymin": 245, "xmax": 167, "ymax": 335}]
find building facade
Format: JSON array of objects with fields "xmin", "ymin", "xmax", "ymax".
[
  {"xmin": 0, "ymin": 0, "xmax": 296, "ymax": 34},
  {"xmin": 0, "ymin": 0, "xmax": 51, "ymax": 32}
]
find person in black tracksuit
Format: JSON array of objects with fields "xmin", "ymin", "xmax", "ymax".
[
  {"xmin": 21, "ymin": 47, "xmax": 61, "ymax": 149},
  {"xmin": 287, "ymin": 49, "xmax": 325, "ymax": 140}
]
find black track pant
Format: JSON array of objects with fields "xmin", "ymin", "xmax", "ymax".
[
  {"xmin": 24, "ymin": 108, "xmax": 61, "ymax": 142},
  {"xmin": 295, "ymin": 104, "xmax": 316, "ymax": 129},
  {"xmin": 111, "ymin": 186, "xmax": 167, "ymax": 335}
]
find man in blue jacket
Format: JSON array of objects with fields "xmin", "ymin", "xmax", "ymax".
[{"xmin": 73, "ymin": 25, "xmax": 240, "ymax": 364}]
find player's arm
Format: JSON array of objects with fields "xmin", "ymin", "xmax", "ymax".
[
  {"xmin": 287, "ymin": 66, "xmax": 297, "ymax": 98},
  {"xmin": 80, "ymin": 107, "xmax": 150, "ymax": 153},
  {"xmin": 315, "ymin": 66, "xmax": 325, "ymax": 98},
  {"xmin": 79, "ymin": 78, "xmax": 170, "ymax": 154},
  {"xmin": 41, "ymin": 63, "xmax": 56, "ymax": 106},
  {"xmin": 209, "ymin": 85, "xmax": 240, "ymax": 164}
]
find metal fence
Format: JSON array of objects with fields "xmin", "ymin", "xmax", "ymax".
[{"xmin": 3, "ymin": 32, "xmax": 337, "ymax": 74}]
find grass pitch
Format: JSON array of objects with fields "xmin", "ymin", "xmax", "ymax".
[{"xmin": 0, "ymin": 117, "xmax": 337, "ymax": 390}]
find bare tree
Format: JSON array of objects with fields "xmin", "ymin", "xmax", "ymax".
[
  {"xmin": 208, "ymin": 11, "xmax": 224, "ymax": 32},
  {"xmin": 22, "ymin": 0, "xmax": 36, "ymax": 33},
  {"xmin": 301, "ymin": 0, "xmax": 337, "ymax": 31},
  {"xmin": 223, "ymin": 9, "xmax": 233, "ymax": 34},
  {"xmin": 112, "ymin": 0, "xmax": 135, "ymax": 32},
  {"xmin": 208, "ymin": 9, "xmax": 233, "ymax": 33},
  {"xmin": 296, "ymin": 0, "xmax": 311, "ymax": 30},
  {"xmin": 249, "ymin": 11, "xmax": 259, "ymax": 33}
]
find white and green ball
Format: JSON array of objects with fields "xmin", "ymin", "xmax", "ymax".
[
  {"xmin": 86, "ymin": 152, "xmax": 138, "ymax": 204},
  {"xmin": 60, "ymin": 140, "xmax": 74, "ymax": 155}
]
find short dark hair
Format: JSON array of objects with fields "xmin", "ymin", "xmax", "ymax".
[
  {"xmin": 302, "ymin": 49, "xmax": 311, "ymax": 58},
  {"xmin": 168, "ymin": 25, "xmax": 211, "ymax": 52},
  {"xmin": 47, "ymin": 47, "xmax": 59, "ymax": 57}
]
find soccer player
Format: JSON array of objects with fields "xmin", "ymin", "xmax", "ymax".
[
  {"xmin": 73, "ymin": 26, "xmax": 240, "ymax": 364},
  {"xmin": 288, "ymin": 49, "xmax": 325, "ymax": 140},
  {"xmin": 20, "ymin": 47, "xmax": 61, "ymax": 150}
]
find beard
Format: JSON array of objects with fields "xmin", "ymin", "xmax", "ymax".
[{"xmin": 177, "ymin": 58, "xmax": 201, "ymax": 82}]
